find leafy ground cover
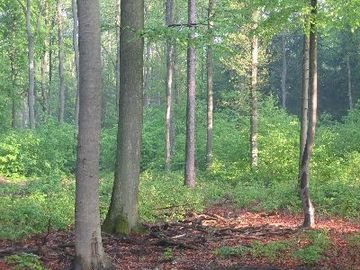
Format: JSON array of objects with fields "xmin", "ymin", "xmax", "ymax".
[{"xmin": 0, "ymin": 204, "xmax": 359, "ymax": 269}]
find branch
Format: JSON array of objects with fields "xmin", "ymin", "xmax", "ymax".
[
  {"xmin": 15, "ymin": 0, "xmax": 26, "ymax": 14},
  {"xmin": 168, "ymin": 23, "xmax": 207, "ymax": 28}
]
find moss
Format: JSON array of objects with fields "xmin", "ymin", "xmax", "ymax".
[{"xmin": 114, "ymin": 215, "xmax": 130, "ymax": 235}]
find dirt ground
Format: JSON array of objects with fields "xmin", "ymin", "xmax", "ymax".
[{"xmin": 1, "ymin": 204, "xmax": 359, "ymax": 270}]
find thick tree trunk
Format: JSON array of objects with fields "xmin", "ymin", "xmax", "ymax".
[
  {"xmin": 299, "ymin": 0, "xmax": 317, "ymax": 229},
  {"xmin": 165, "ymin": 0, "xmax": 175, "ymax": 171},
  {"xmin": 57, "ymin": 0, "xmax": 65, "ymax": 123},
  {"xmin": 103, "ymin": 0, "xmax": 144, "ymax": 235},
  {"xmin": 26, "ymin": 0, "xmax": 36, "ymax": 129},
  {"xmin": 250, "ymin": 11, "xmax": 259, "ymax": 170},
  {"xmin": 184, "ymin": 0, "xmax": 196, "ymax": 187},
  {"xmin": 115, "ymin": 0, "xmax": 121, "ymax": 111},
  {"xmin": 206, "ymin": 0, "xmax": 215, "ymax": 169},
  {"xmin": 281, "ymin": 33, "xmax": 287, "ymax": 109},
  {"xmin": 72, "ymin": 0, "xmax": 80, "ymax": 129},
  {"xmin": 346, "ymin": 55, "xmax": 353, "ymax": 110},
  {"xmin": 73, "ymin": 0, "xmax": 112, "ymax": 269}
]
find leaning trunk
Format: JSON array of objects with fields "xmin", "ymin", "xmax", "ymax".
[
  {"xmin": 103, "ymin": 0, "xmax": 144, "ymax": 235},
  {"xmin": 184, "ymin": 0, "xmax": 196, "ymax": 187},
  {"xmin": 299, "ymin": 0, "xmax": 317, "ymax": 229}
]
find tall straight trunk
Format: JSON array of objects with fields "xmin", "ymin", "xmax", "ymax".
[
  {"xmin": 103, "ymin": 0, "xmax": 144, "ymax": 235},
  {"xmin": 346, "ymin": 55, "xmax": 353, "ymax": 110},
  {"xmin": 299, "ymin": 0, "xmax": 317, "ymax": 229},
  {"xmin": 165, "ymin": 0, "xmax": 175, "ymax": 171},
  {"xmin": 26, "ymin": 0, "xmax": 36, "ymax": 129},
  {"xmin": 72, "ymin": 0, "xmax": 80, "ymax": 129},
  {"xmin": 48, "ymin": 18, "xmax": 55, "ymax": 117},
  {"xmin": 57, "ymin": 0, "xmax": 65, "ymax": 123},
  {"xmin": 184, "ymin": 0, "xmax": 196, "ymax": 187},
  {"xmin": 73, "ymin": 0, "xmax": 111, "ymax": 268},
  {"xmin": 143, "ymin": 42, "xmax": 152, "ymax": 106},
  {"xmin": 115, "ymin": 0, "xmax": 121, "ymax": 111},
  {"xmin": 250, "ymin": 11, "xmax": 259, "ymax": 169},
  {"xmin": 206, "ymin": 0, "xmax": 215, "ymax": 169},
  {"xmin": 10, "ymin": 60, "xmax": 17, "ymax": 128},
  {"xmin": 300, "ymin": 34, "xmax": 310, "ymax": 170},
  {"xmin": 281, "ymin": 33, "xmax": 287, "ymax": 109}
]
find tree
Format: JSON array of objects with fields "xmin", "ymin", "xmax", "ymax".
[
  {"xmin": 250, "ymin": 10, "xmax": 259, "ymax": 169},
  {"xmin": 57, "ymin": 0, "xmax": 65, "ymax": 123},
  {"xmin": 346, "ymin": 55, "xmax": 353, "ymax": 110},
  {"xmin": 73, "ymin": 0, "xmax": 111, "ymax": 268},
  {"xmin": 21, "ymin": 0, "xmax": 36, "ymax": 129},
  {"xmin": 165, "ymin": 0, "xmax": 175, "ymax": 171},
  {"xmin": 103, "ymin": 0, "xmax": 144, "ymax": 235},
  {"xmin": 184, "ymin": 0, "xmax": 196, "ymax": 187},
  {"xmin": 206, "ymin": 0, "xmax": 215, "ymax": 169},
  {"xmin": 281, "ymin": 32, "xmax": 287, "ymax": 109},
  {"xmin": 299, "ymin": 0, "xmax": 318, "ymax": 228},
  {"xmin": 72, "ymin": 0, "xmax": 80, "ymax": 129}
]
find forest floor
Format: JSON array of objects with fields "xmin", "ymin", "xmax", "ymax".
[{"xmin": 0, "ymin": 203, "xmax": 360, "ymax": 270}]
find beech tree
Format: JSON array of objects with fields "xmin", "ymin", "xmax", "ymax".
[
  {"xmin": 73, "ymin": 0, "xmax": 111, "ymax": 268},
  {"xmin": 206, "ymin": 0, "xmax": 215, "ymax": 169},
  {"xmin": 299, "ymin": 0, "xmax": 318, "ymax": 228},
  {"xmin": 57, "ymin": 0, "xmax": 65, "ymax": 123},
  {"xmin": 165, "ymin": 0, "xmax": 175, "ymax": 171},
  {"xmin": 250, "ymin": 10, "xmax": 259, "ymax": 169},
  {"xmin": 184, "ymin": 0, "xmax": 196, "ymax": 187},
  {"xmin": 103, "ymin": 0, "xmax": 144, "ymax": 235}
]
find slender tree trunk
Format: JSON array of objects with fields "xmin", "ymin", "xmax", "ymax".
[
  {"xmin": 57, "ymin": 0, "xmax": 65, "ymax": 123},
  {"xmin": 299, "ymin": 0, "xmax": 317, "ymax": 229},
  {"xmin": 250, "ymin": 11, "xmax": 259, "ymax": 169},
  {"xmin": 206, "ymin": 0, "xmax": 215, "ymax": 169},
  {"xmin": 48, "ymin": 18, "xmax": 55, "ymax": 117},
  {"xmin": 73, "ymin": 0, "xmax": 112, "ymax": 269},
  {"xmin": 103, "ymin": 0, "xmax": 144, "ymax": 235},
  {"xmin": 300, "ymin": 34, "xmax": 310, "ymax": 171},
  {"xmin": 281, "ymin": 33, "xmax": 287, "ymax": 109},
  {"xmin": 143, "ymin": 42, "xmax": 152, "ymax": 106},
  {"xmin": 26, "ymin": 0, "xmax": 36, "ymax": 129},
  {"xmin": 115, "ymin": 0, "xmax": 121, "ymax": 111},
  {"xmin": 165, "ymin": 0, "xmax": 175, "ymax": 171},
  {"xmin": 346, "ymin": 55, "xmax": 353, "ymax": 110},
  {"xmin": 184, "ymin": 0, "xmax": 196, "ymax": 187},
  {"xmin": 72, "ymin": 0, "xmax": 80, "ymax": 129}
]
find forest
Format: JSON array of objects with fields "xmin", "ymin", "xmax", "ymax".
[{"xmin": 0, "ymin": 0, "xmax": 360, "ymax": 269}]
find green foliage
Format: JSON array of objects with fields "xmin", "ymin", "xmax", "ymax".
[
  {"xmin": 216, "ymin": 240, "xmax": 293, "ymax": 262},
  {"xmin": 292, "ymin": 230, "xmax": 330, "ymax": 265},
  {"xmin": 0, "ymin": 121, "xmax": 76, "ymax": 177},
  {"xmin": 4, "ymin": 253, "xmax": 47, "ymax": 270}
]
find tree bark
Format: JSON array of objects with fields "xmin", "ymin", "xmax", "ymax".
[
  {"xmin": 57, "ymin": 0, "xmax": 65, "ymax": 123},
  {"xmin": 300, "ymin": 34, "xmax": 310, "ymax": 172},
  {"xmin": 26, "ymin": 0, "xmax": 36, "ymax": 129},
  {"xmin": 299, "ymin": 0, "xmax": 317, "ymax": 229},
  {"xmin": 346, "ymin": 55, "xmax": 353, "ymax": 110},
  {"xmin": 72, "ymin": 0, "xmax": 80, "ymax": 129},
  {"xmin": 115, "ymin": 0, "xmax": 121, "ymax": 112},
  {"xmin": 165, "ymin": 0, "xmax": 175, "ymax": 171},
  {"xmin": 103, "ymin": 0, "xmax": 144, "ymax": 235},
  {"xmin": 73, "ymin": 0, "xmax": 112, "ymax": 268},
  {"xmin": 281, "ymin": 33, "xmax": 287, "ymax": 109},
  {"xmin": 206, "ymin": 0, "xmax": 215, "ymax": 169},
  {"xmin": 184, "ymin": 0, "xmax": 196, "ymax": 187},
  {"xmin": 250, "ymin": 11, "xmax": 259, "ymax": 170}
]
